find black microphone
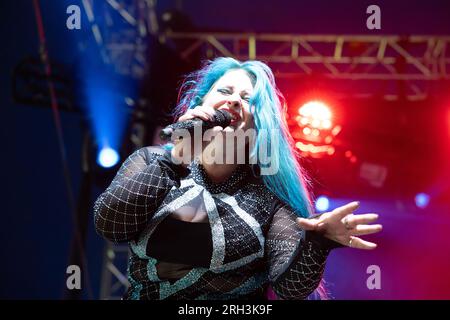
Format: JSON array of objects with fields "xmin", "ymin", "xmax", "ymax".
[{"xmin": 160, "ymin": 109, "xmax": 233, "ymax": 141}]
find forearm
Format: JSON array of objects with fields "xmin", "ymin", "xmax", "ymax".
[
  {"xmin": 270, "ymin": 231, "xmax": 338, "ymax": 300},
  {"xmin": 94, "ymin": 148, "xmax": 189, "ymax": 242}
]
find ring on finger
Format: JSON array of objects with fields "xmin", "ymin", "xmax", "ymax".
[{"xmin": 348, "ymin": 236, "xmax": 354, "ymax": 247}]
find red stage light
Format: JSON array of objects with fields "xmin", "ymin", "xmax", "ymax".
[
  {"xmin": 298, "ymin": 101, "xmax": 332, "ymax": 130},
  {"xmin": 327, "ymin": 146, "xmax": 335, "ymax": 155},
  {"xmin": 294, "ymin": 100, "xmax": 338, "ymax": 158},
  {"xmin": 322, "ymin": 119, "xmax": 332, "ymax": 129}
]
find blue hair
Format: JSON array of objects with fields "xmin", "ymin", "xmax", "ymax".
[{"xmin": 172, "ymin": 57, "xmax": 313, "ymax": 218}]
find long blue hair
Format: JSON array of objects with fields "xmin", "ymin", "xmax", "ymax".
[{"xmin": 171, "ymin": 57, "xmax": 313, "ymax": 218}]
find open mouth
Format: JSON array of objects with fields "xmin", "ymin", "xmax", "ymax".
[{"xmin": 219, "ymin": 107, "xmax": 241, "ymax": 125}]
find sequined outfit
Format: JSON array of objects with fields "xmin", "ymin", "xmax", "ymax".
[{"xmin": 94, "ymin": 146, "xmax": 341, "ymax": 300}]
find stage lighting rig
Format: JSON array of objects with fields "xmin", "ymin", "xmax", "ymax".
[{"xmin": 293, "ymin": 100, "xmax": 341, "ymax": 158}]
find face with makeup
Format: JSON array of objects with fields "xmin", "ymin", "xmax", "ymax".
[
  {"xmin": 174, "ymin": 68, "xmax": 256, "ymax": 165},
  {"xmin": 201, "ymin": 69, "xmax": 255, "ymax": 133}
]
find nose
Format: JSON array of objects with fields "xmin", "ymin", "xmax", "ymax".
[{"xmin": 226, "ymin": 94, "xmax": 242, "ymax": 110}]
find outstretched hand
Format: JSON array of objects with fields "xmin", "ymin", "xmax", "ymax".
[{"xmin": 296, "ymin": 201, "xmax": 382, "ymax": 250}]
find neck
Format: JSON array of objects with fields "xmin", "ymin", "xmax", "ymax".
[
  {"xmin": 201, "ymin": 161, "xmax": 239, "ymax": 184},
  {"xmin": 199, "ymin": 133, "xmax": 250, "ymax": 184}
]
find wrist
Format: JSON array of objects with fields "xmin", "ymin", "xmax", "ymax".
[{"xmin": 304, "ymin": 230, "xmax": 345, "ymax": 250}]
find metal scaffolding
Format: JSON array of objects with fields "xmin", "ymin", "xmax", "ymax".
[
  {"xmin": 80, "ymin": 0, "xmax": 450, "ymax": 99},
  {"xmin": 99, "ymin": 241, "xmax": 130, "ymax": 300},
  {"xmin": 163, "ymin": 32, "xmax": 450, "ymax": 80},
  {"xmin": 161, "ymin": 32, "xmax": 450, "ymax": 99},
  {"xmin": 81, "ymin": 0, "xmax": 158, "ymax": 78}
]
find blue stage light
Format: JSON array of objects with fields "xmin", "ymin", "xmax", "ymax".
[
  {"xmin": 97, "ymin": 147, "xmax": 119, "ymax": 168},
  {"xmin": 415, "ymin": 193, "xmax": 430, "ymax": 209},
  {"xmin": 315, "ymin": 196, "xmax": 330, "ymax": 212}
]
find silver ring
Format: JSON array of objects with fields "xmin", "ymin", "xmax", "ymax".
[{"xmin": 348, "ymin": 237, "xmax": 354, "ymax": 247}]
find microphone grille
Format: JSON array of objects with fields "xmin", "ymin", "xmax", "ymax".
[{"xmin": 214, "ymin": 109, "xmax": 232, "ymax": 126}]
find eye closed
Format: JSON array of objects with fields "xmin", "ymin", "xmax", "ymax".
[
  {"xmin": 218, "ymin": 88, "xmax": 232, "ymax": 95},
  {"xmin": 218, "ymin": 88, "xmax": 251, "ymax": 103}
]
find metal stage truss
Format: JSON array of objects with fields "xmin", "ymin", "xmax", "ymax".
[
  {"xmin": 162, "ymin": 33, "xmax": 450, "ymax": 81},
  {"xmin": 161, "ymin": 32, "xmax": 450, "ymax": 100},
  {"xmin": 99, "ymin": 241, "xmax": 130, "ymax": 300},
  {"xmin": 80, "ymin": 1, "xmax": 450, "ymax": 98}
]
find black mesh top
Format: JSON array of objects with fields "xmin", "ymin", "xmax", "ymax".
[
  {"xmin": 147, "ymin": 216, "xmax": 213, "ymax": 267},
  {"xmin": 93, "ymin": 146, "xmax": 342, "ymax": 300}
]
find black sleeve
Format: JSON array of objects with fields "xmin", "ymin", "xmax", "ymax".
[
  {"xmin": 265, "ymin": 203, "xmax": 342, "ymax": 300},
  {"xmin": 93, "ymin": 147, "xmax": 190, "ymax": 243}
]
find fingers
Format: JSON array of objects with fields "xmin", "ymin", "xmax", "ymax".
[
  {"xmin": 350, "ymin": 224, "xmax": 382, "ymax": 236},
  {"xmin": 332, "ymin": 201, "xmax": 360, "ymax": 218},
  {"xmin": 343, "ymin": 213, "xmax": 379, "ymax": 228},
  {"xmin": 179, "ymin": 109, "xmax": 212, "ymax": 122},
  {"xmin": 348, "ymin": 236, "xmax": 377, "ymax": 250},
  {"xmin": 200, "ymin": 105, "xmax": 219, "ymax": 119},
  {"xmin": 296, "ymin": 218, "xmax": 319, "ymax": 231},
  {"xmin": 178, "ymin": 106, "xmax": 218, "ymax": 122},
  {"xmin": 177, "ymin": 110, "xmax": 196, "ymax": 122}
]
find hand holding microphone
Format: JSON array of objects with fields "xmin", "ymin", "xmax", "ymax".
[
  {"xmin": 177, "ymin": 105, "xmax": 221, "ymax": 123},
  {"xmin": 160, "ymin": 106, "xmax": 232, "ymax": 141},
  {"xmin": 161, "ymin": 106, "xmax": 232, "ymax": 166}
]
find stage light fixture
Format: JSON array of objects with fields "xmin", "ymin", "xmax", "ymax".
[
  {"xmin": 315, "ymin": 196, "xmax": 330, "ymax": 212},
  {"xmin": 97, "ymin": 147, "xmax": 120, "ymax": 168},
  {"xmin": 294, "ymin": 100, "xmax": 340, "ymax": 158},
  {"xmin": 415, "ymin": 193, "xmax": 430, "ymax": 209}
]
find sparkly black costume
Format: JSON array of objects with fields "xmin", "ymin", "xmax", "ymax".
[{"xmin": 94, "ymin": 146, "xmax": 341, "ymax": 300}]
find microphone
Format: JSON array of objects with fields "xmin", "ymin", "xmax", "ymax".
[{"xmin": 160, "ymin": 109, "xmax": 233, "ymax": 141}]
